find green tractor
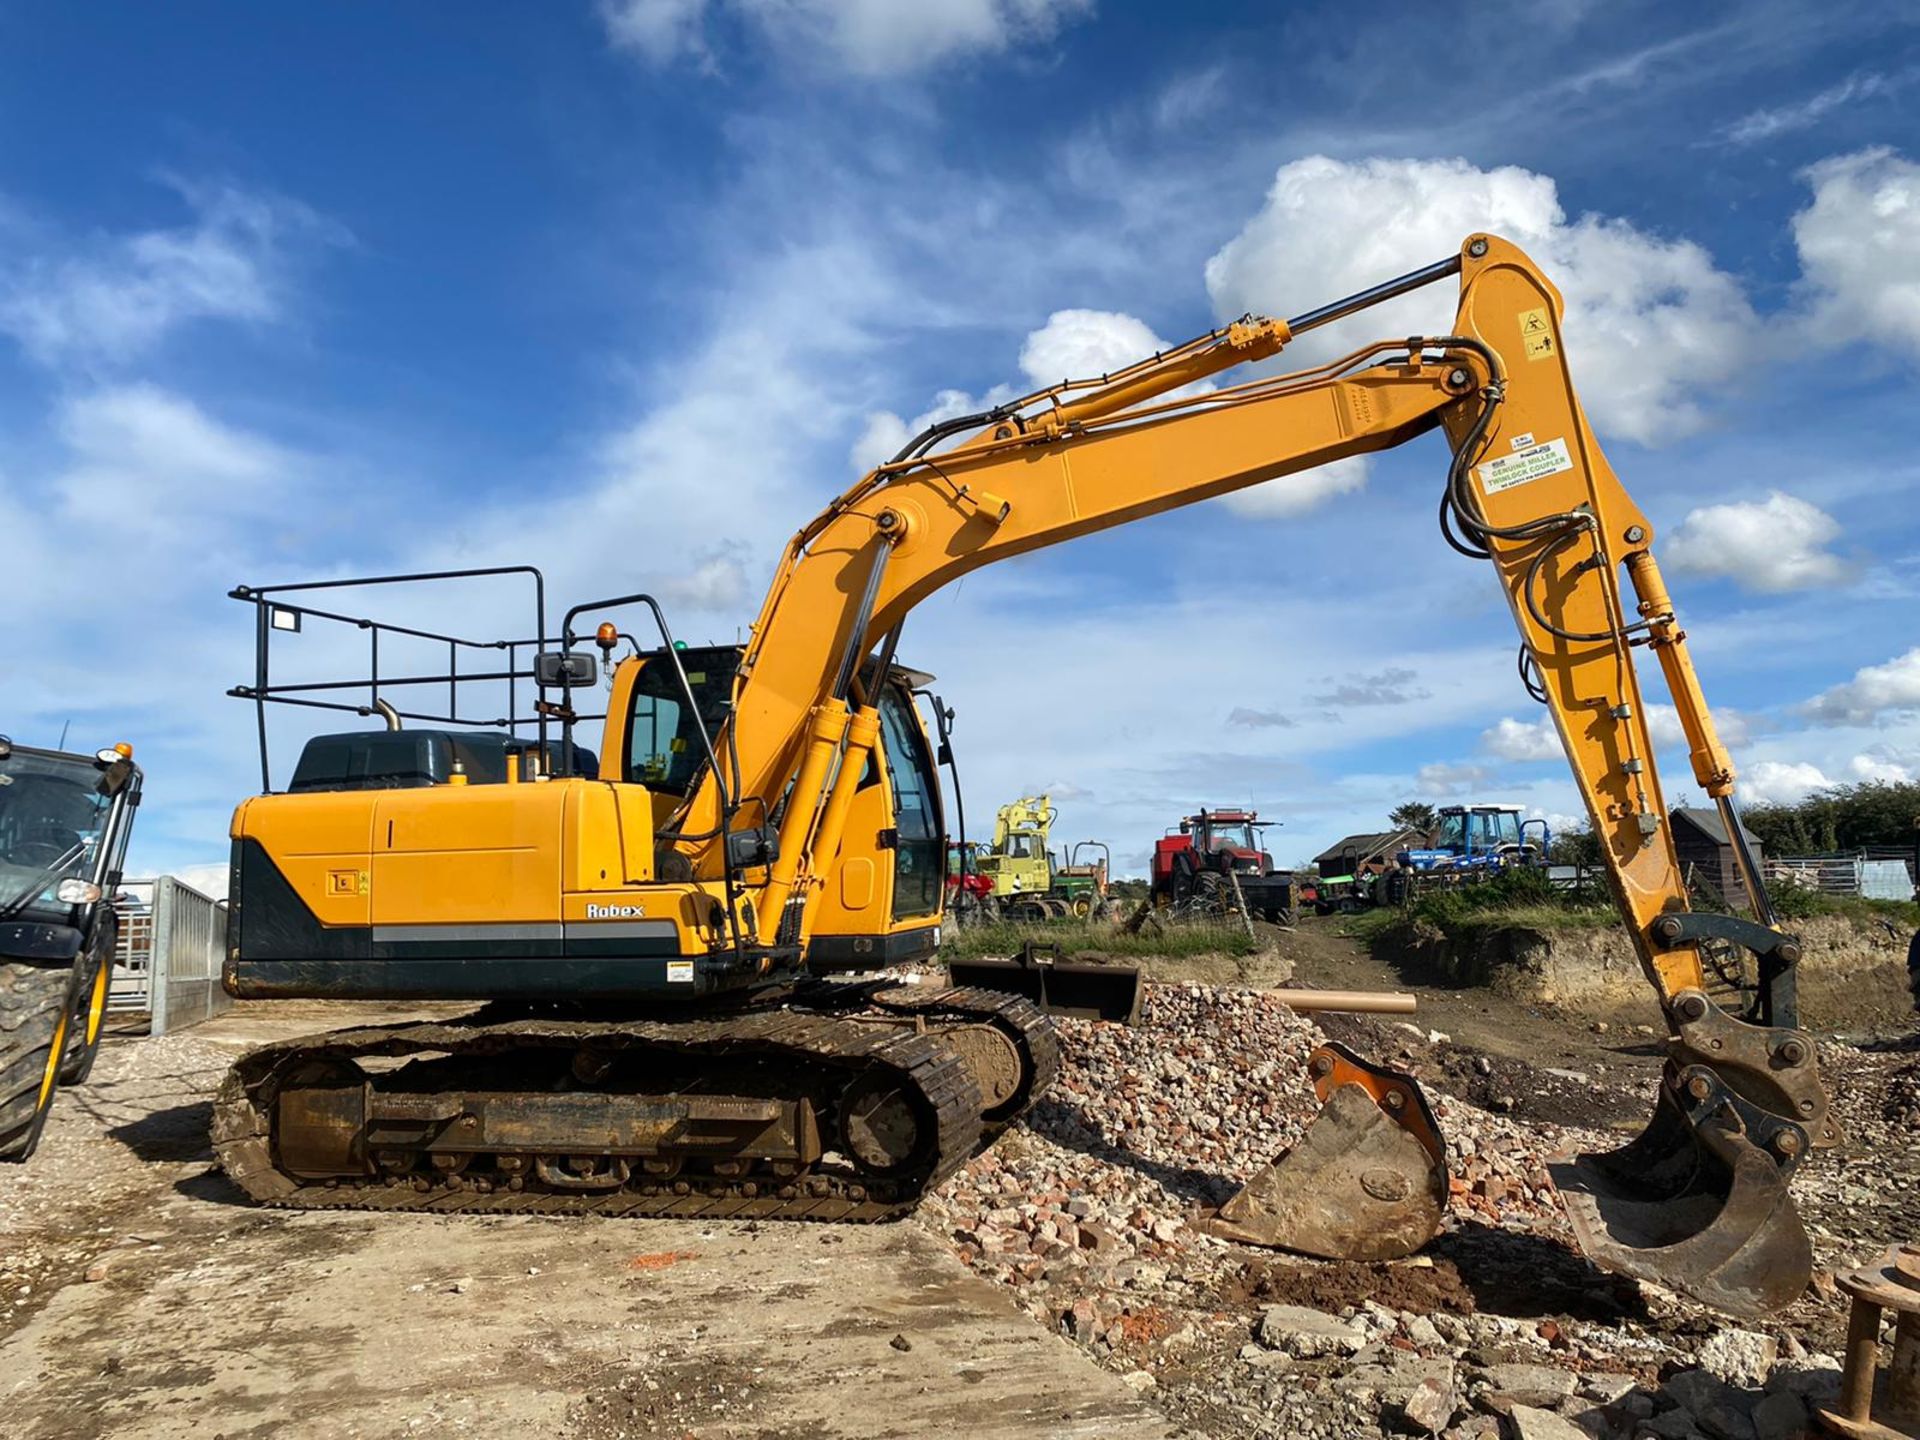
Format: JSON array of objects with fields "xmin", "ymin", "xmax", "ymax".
[{"xmin": 0, "ymin": 734, "xmax": 143, "ymax": 1161}]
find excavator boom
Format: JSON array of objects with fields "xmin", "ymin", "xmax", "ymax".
[{"xmin": 666, "ymin": 233, "xmax": 1827, "ymax": 1315}]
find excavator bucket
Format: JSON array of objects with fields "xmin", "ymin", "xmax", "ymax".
[
  {"xmin": 946, "ymin": 943, "xmax": 1143, "ymax": 1024},
  {"xmin": 1200, "ymin": 1043, "xmax": 1448, "ymax": 1261},
  {"xmin": 1547, "ymin": 1065, "xmax": 1814, "ymax": 1320}
]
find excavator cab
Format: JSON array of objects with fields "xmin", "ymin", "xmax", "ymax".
[{"xmin": 799, "ymin": 668, "xmax": 948, "ymax": 971}]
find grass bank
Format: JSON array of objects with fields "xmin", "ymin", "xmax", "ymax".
[{"xmin": 1334, "ymin": 866, "xmax": 1919, "ymax": 945}]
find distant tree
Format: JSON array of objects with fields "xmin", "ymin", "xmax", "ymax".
[
  {"xmin": 1389, "ymin": 801, "xmax": 1438, "ymax": 835},
  {"xmin": 1738, "ymin": 780, "xmax": 1920, "ymax": 856},
  {"xmin": 1549, "ymin": 826, "xmax": 1603, "ymax": 867}
]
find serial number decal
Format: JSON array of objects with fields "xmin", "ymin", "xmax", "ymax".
[
  {"xmin": 1475, "ymin": 437, "xmax": 1574, "ymax": 495},
  {"xmin": 586, "ymin": 903, "xmax": 647, "ymax": 919}
]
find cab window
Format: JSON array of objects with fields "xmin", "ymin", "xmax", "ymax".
[{"xmin": 624, "ymin": 648, "xmax": 742, "ymax": 795}]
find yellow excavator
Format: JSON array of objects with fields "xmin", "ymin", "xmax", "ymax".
[{"xmin": 215, "ymin": 234, "xmax": 1832, "ymax": 1320}]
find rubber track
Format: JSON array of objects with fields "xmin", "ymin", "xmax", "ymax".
[
  {"xmin": 213, "ymin": 1003, "xmax": 987, "ymax": 1220},
  {"xmin": 845, "ymin": 983, "xmax": 1060, "ymax": 1127}
]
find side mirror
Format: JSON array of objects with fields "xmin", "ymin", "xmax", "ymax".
[
  {"xmin": 725, "ymin": 826, "xmax": 780, "ymax": 871},
  {"xmin": 535, "ymin": 651, "xmax": 596, "ymax": 688},
  {"xmin": 936, "ymin": 741, "xmax": 953, "ymax": 766},
  {"xmin": 95, "ymin": 759, "xmax": 134, "ymax": 798}
]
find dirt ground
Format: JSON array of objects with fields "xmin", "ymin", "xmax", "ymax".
[
  {"xmin": 4, "ymin": 920, "xmax": 1915, "ymax": 1439},
  {"xmin": 0, "ymin": 1004, "xmax": 1169, "ymax": 1440}
]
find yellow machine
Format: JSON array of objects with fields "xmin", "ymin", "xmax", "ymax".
[
  {"xmin": 975, "ymin": 795, "xmax": 1056, "ymax": 905},
  {"xmin": 217, "ymin": 235, "xmax": 1831, "ymax": 1318}
]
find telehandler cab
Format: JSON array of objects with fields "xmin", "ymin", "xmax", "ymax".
[{"xmin": 0, "ymin": 735, "xmax": 142, "ymax": 1161}]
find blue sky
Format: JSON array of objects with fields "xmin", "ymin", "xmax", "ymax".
[{"xmin": 1, "ymin": 0, "xmax": 1917, "ymax": 882}]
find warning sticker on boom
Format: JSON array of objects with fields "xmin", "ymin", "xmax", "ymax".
[
  {"xmin": 1518, "ymin": 307, "xmax": 1557, "ymax": 360},
  {"xmin": 1476, "ymin": 437, "xmax": 1574, "ymax": 495}
]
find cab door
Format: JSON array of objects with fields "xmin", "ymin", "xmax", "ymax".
[{"xmin": 875, "ymin": 684, "xmax": 942, "ymax": 921}]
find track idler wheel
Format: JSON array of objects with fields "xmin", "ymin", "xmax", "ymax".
[
  {"xmin": 1548, "ymin": 1062, "xmax": 1814, "ymax": 1320},
  {"xmin": 838, "ymin": 1074, "xmax": 927, "ymax": 1175},
  {"xmin": 1200, "ymin": 1043, "xmax": 1448, "ymax": 1261}
]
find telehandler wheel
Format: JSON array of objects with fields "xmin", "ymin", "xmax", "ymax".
[
  {"xmin": 0, "ymin": 961, "xmax": 78, "ymax": 1162},
  {"xmin": 57, "ymin": 947, "xmax": 113, "ymax": 1087}
]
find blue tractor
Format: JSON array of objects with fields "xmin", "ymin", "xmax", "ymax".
[{"xmin": 1380, "ymin": 805, "xmax": 1550, "ymax": 904}]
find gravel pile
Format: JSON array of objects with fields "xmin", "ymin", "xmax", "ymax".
[
  {"xmin": 1883, "ymin": 1057, "xmax": 1920, "ymax": 1130},
  {"xmin": 918, "ymin": 978, "xmax": 1906, "ymax": 1439}
]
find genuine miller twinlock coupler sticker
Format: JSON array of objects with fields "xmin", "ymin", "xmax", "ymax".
[
  {"xmin": 666, "ymin": 960, "xmax": 694, "ymax": 984},
  {"xmin": 1476, "ymin": 437, "xmax": 1574, "ymax": 495},
  {"xmin": 1517, "ymin": 307, "xmax": 1556, "ymax": 361}
]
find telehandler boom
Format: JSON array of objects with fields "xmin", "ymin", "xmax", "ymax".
[{"xmin": 219, "ymin": 234, "xmax": 1830, "ymax": 1319}]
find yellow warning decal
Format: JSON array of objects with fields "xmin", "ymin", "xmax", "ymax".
[
  {"xmin": 1475, "ymin": 437, "xmax": 1574, "ymax": 495},
  {"xmin": 1518, "ymin": 307, "xmax": 1556, "ymax": 361}
]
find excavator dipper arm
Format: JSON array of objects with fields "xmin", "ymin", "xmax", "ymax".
[{"xmin": 673, "ymin": 234, "xmax": 1827, "ymax": 1317}]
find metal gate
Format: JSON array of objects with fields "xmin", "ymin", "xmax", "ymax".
[
  {"xmin": 109, "ymin": 876, "xmax": 230, "ymax": 1035},
  {"xmin": 109, "ymin": 888, "xmax": 154, "ymax": 1013}
]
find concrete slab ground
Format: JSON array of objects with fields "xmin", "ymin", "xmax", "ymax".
[{"xmin": 0, "ymin": 1004, "xmax": 1170, "ymax": 1440}]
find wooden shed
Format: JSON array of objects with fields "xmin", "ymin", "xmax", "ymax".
[
  {"xmin": 1313, "ymin": 828, "xmax": 1426, "ymax": 878},
  {"xmin": 1671, "ymin": 807, "xmax": 1764, "ymax": 907}
]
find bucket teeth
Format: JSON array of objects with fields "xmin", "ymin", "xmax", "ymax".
[{"xmin": 1549, "ymin": 1067, "xmax": 1814, "ymax": 1320}]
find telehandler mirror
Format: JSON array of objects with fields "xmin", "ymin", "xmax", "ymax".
[
  {"xmin": 535, "ymin": 651, "xmax": 596, "ymax": 689},
  {"xmin": 94, "ymin": 759, "xmax": 134, "ymax": 798}
]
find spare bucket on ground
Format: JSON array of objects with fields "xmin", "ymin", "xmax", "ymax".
[
  {"xmin": 1200, "ymin": 1042, "xmax": 1448, "ymax": 1262},
  {"xmin": 945, "ymin": 942, "xmax": 1143, "ymax": 1025}
]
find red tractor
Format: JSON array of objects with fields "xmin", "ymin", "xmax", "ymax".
[{"xmin": 1151, "ymin": 807, "xmax": 1298, "ymax": 924}]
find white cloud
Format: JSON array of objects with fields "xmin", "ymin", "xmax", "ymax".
[
  {"xmin": 597, "ymin": 0, "xmax": 711, "ymax": 64},
  {"xmin": 1803, "ymin": 647, "xmax": 1920, "ymax": 726},
  {"xmin": 1848, "ymin": 753, "xmax": 1913, "ymax": 784},
  {"xmin": 1217, "ymin": 454, "xmax": 1370, "ymax": 521},
  {"xmin": 1719, "ymin": 71, "xmax": 1912, "ymax": 146},
  {"xmin": 655, "ymin": 552, "xmax": 753, "ymax": 611},
  {"xmin": 600, "ymin": 0, "xmax": 1095, "ymax": 76},
  {"xmin": 1662, "ymin": 491, "xmax": 1852, "ymax": 593},
  {"xmin": 53, "ymin": 384, "xmax": 294, "ymax": 544},
  {"xmin": 1203, "ymin": 155, "xmax": 1761, "ymax": 446},
  {"xmin": 1792, "ymin": 148, "xmax": 1920, "ymax": 360},
  {"xmin": 1528, "ymin": 808, "xmax": 1586, "ymax": 840},
  {"xmin": 1482, "ymin": 715, "xmax": 1560, "ymax": 762},
  {"xmin": 1029, "ymin": 779, "xmax": 1091, "ymax": 802},
  {"xmin": 1226, "ymin": 707, "xmax": 1294, "ymax": 729},
  {"xmin": 1017, "ymin": 308, "xmax": 1168, "ymax": 386},
  {"xmin": 1741, "ymin": 759, "xmax": 1832, "ymax": 807},
  {"xmin": 0, "ymin": 179, "xmax": 336, "ymax": 369},
  {"xmin": 848, "ymin": 385, "xmax": 1015, "ymax": 474},
  {"xmin": 1646, "ymin": 701, "xmax": 1752, "ymax": 750},
  {"xmin": 1483, "ymin": 703, "xmax": 1751, "ymax": 768},
  {"xmin": 1416, "ymin": 761, "xmax": 1497, "ymax": 797}
]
